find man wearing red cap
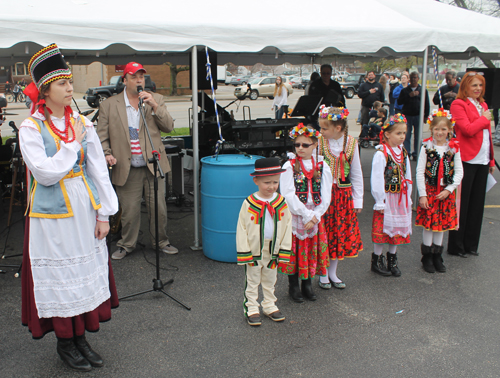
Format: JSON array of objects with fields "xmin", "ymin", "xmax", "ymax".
[{"xmin": 98, "ymin": 62, "xmax": 178, "ymax": 259}]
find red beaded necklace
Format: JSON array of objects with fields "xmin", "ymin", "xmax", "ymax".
[
  {"xmin": 386, "ymin": 144, "xmax": 403, "ymax": 164},
  {"xmin": 44, "ymin": 105, "xmax": 76, "ymax": 143}
]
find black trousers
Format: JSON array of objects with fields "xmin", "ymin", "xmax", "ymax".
[{"xmin": 448, "ymin": 162, "xmax": 489, "ymax": 254}]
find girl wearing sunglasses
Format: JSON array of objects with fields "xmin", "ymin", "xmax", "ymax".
[{"xmin": 278, "ymin": 124, "xmax": 333, "ymax": 303}]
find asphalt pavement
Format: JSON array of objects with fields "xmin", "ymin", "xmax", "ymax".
[{"xmin": 1, "ymin": 131, "xmax": 500, "ymax": 377}]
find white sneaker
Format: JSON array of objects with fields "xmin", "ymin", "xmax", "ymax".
[
  {"xmin": 111, "ymin": 248, "xmax": 129, "ymax": 260},
  {"xmin": 161, "ymin": 244, "xmax": 178, "ymax": 255}
]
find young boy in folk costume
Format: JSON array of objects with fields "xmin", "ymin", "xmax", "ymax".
[
  {"xmin": 416, "ymin": 109, "xmax": 463, "ymax": 273},
  {"xmin": 318, "ymin": 105, "xmax": 363, "ymax": 290},
  {"xmin": 370, "ymin": 114, "xmax": 412, "ymax": 277},
  {"xmin": 278, "ymin": 124, "xmax": 333, "ymax": 302},
  {"xmin": 236, "ymin": 158, "xmax": 292, "ymax": 326}
]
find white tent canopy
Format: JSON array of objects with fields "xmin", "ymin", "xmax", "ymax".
[{"xmin": 1, "ymin": 0, "xmax": 500, "ymax": 65}]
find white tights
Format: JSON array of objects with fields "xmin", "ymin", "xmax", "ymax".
[
  {"xmin": 374, "ymin": 244, "xmax": 398, "ymax": 255},
  {"xmin": 319, "ymin": 259, "xmax": 342, "ymax": 283},
  {"xmin": 422, "ymin": 230, "xmax": 444, "ymax": 247}
]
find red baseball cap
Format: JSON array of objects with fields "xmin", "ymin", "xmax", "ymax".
[{"xmin": 122, "ymin": 62, "xmax": 146, "ymax": 78}]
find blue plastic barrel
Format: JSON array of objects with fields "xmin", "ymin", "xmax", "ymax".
[{"xmin": 201, "ymin": 154, "xmax": 263, "ymax": 262}]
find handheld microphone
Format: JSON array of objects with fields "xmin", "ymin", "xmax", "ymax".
[{"xmin": 137, "ymin": 86, "xmax": 144, "ymax": 107}]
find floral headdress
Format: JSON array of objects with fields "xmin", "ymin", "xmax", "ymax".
[
  {"xmin": 427, "ymin": 108, "xmax": 456, "ymax": 128},
  {"xmin": 382, "ymin": 113, "xmax": 407, "ymax": 130},
  {"xmin": 318, "ymin": 105, "xmax": 349, "ymax": 121},
  {"xmin": 289, "ymin": 123, "xmax": 321, "ymax": 139}
]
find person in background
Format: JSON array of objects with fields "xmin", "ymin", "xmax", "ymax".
[
  {"xmin": 388, "ymin": 74, "xmax": 400, "ymax": 116},
  {"xmin": 309, "ymin": 64, "xmax": 346, "ymax": 108},
  {"xmin": 358, "ymin": 71, "xmax": 384, "ymax": 127},
  {"xmin": 379, "ymin": 74, "xmax": 390, "ymax": 106},
  {"xmin": 271, "ymin": 76, "xmax": 288, "ymax": 120},
  {"xmin": 305, "ymin": 72, "xmax": 320, "ymax": 95},
  {"xmin": 398, "ymin": 71, "xmax": 430, "ymax": 159},
  {"xmin": 433, "ymin": 71, "xmax": 459, "ymax": 111}
]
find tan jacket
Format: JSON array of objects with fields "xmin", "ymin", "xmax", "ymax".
[
  {"xmin": 236, "ymin": 193, "xmax": 292, "ymax": 266},
  {"xmin": 97, "ymin": 91, "xmax": 174, "ymax": 186}
]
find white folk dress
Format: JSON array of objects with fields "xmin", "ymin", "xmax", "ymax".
[{"xmin": 19, "ymin": 110, "xmax": 118, "ymax": 319}]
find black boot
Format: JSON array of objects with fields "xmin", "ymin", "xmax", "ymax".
[
  {"xmin": 288, "ymin": 274, "xmax": 304, "ymax": 303},
  {"xmin": 421, "ymin": 244, "xmax": 435, "ymax": 273},
  {"xmin": 370, "ymin": 253, "xmax": 391, "ymax": 276},
  {"xmin": 74, "ymin": 334, "xmax": 104, "ymax": 368},
  {"xmin": 431, "ymin": 244, "xmax": 446, "ymax": 273},
  {"xmin": 387, "ymin": 252, "xmax": 402, "ymax": 277},
  {"xmin": 57, "ymin": 337, "xmax": 92, "ymax": 372},
  {"xmin": 301, "ymin": 278, "xmax": 317, "ymax": 301}
]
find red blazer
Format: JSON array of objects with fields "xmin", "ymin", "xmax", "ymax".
[{"xmin": 450, "ymin": 98, "xmax": 494, "ymax": 167}]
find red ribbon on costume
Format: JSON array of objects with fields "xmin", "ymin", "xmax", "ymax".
[
  {"xmin": 448, "ymin": 138, "xmax": 460, "ymax": 152},
  {"xmin": 338, "ymin": 151, "xmax": 346, "ymax": 181},
  {"xmin": 399, "ymin": 177, "xmax": 413, "ymax": 207},
  {"xmin": 254, "ymin": 199, "xmax": 275, "ymax": 221},
  {"xmin": 297, "ymin": 155, "xmax": 316, "ymax": 196},
  {"xmin": 23, "ymin": 82, "xmax": 39, "ymax": 114}
]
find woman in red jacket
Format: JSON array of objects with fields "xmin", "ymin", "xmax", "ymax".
[{"xmin": 448, "ymin": 72, "xmax": 494, "ymax": 258}]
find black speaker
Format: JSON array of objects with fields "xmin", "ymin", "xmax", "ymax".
[
  {"xmin": 189, "ymin": 48, "xmax": 217, "ymax": 90},
  {"xmin": 466, "ymin": 68, "xmax": 500, "ymax": 109}
]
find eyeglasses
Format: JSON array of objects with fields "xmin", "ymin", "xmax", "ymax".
[
  {"xmin": 293, "ymin": 143, "xmax": 314, "ymax": 148},
  {"xmin": 468, "ymin": 72, "xmax": 484, "ymax": 76}
]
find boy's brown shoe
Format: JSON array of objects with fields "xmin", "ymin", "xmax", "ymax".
[
  {"xmin": 247, "ymin": 314, "xmax": 262, "ymax": 326},
  {"xmin": 266, "ymin": 311, "xmax": 285, "ymax": 322}
]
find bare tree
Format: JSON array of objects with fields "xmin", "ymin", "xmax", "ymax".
[{"xmin": 165, "ymin": 63, "xmax": 190, "ymax": 96}]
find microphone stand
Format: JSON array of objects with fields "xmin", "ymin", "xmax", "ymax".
[{"xmin": 119, "ymin": 94, "xmax": 190, "ymax": 310}]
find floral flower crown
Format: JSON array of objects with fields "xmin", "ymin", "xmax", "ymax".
[
  {"xmin": 318, "ymin": 105, "xmax": 349, "ymax": 121},
  {"xmin": 289, "ymin": 123, "xmax": 321, "ymax": 139},
  {"xmin": 427, "ymin": 108, "xmax": 456, "ymax": 127},
  {"xmin": 383, "ymin": 113, "xmax": 407, "ymax": 129}
]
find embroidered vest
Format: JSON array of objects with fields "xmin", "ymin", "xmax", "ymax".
[
  {"xmin": 383, "ymin": 148, "xmax": 408, "ymax": 193},
  {"xmin": 28, "ymin": 116, "xmax": 101, "ymax": 218},
  {"xmin": 424, "ymin": 146, "xmax": 455, "ymax": 187},
  {"xmin": 319, "ymin": 135, "xmax": 356, "ymax": 188},
  {"xmin": 290, "ymin": 159, "xmax": 323, "ymax": 205}
]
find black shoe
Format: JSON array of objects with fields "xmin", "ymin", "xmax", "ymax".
[
  {"xmin": 431, "ymin": 244, "xmax": 446, "ymax": 273},
  {"xmin": 448, "ymin": 250, "xmax": 468, "ymax": 258},
  {"xmin": 57, "ymin": 338, "xmax": 92, "ymax": 372},
  {"xmin": 387, "ymin": 252, "xmax": 401, "ymax": 277},
  {"xmin": 371, "ymin": 253, "xmax": 391, "ymax": 276},
  {"xmin": 288, "ymin": 274, "xmax": 304, "ymax": 303},
  {"xmin": 467, "ymin": 250, "xmax": 479, "ymax": 256},
  {"xmin": 74, "ymin": 335, "xmax": 104, "ymax": 368},
  {"xmin": 247, "ymin": 314, "xmax": 262, "ymax": 326},
  {"xmin": 421, "ymin": 244, "xmax": 435, "ymax": 273},
  {"xmin": 301, "ymin": 278, "xmax": 317, "ymax": 301}
]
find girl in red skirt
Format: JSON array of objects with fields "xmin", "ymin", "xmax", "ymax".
[
  {"xmin": 279, "ymin": 124, "xmax": 333, "ymax": 302},
  {"xmin": 416, "ymin": 109, "xmax": 463, "ymax": 273},
  {"xmin": 317, "ymin": 105, "xmax": 363, "ymax": 290},
  {"xmin": 370, "ymin": 114, "xmax": 412, "ymax": 277}
]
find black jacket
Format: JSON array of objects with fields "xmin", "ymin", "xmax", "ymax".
[
  {"xmin": 432, "ymin": 83, "xmax": 459, "ymax": 110},
  {"xmin": 357, "ymin": 81, "xmax": 384, "ymax": 108},
  {"xmin": 309, "ymin": 78, "xmax": 346, "ymax": 107},
  {"xmin": 398, "ymin": 85, "xmax": 430, "ymax": 118}
]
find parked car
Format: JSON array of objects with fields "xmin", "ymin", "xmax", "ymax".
[
  {"xmin": 288, "ymin": 76, "xmax": 303, "ymax": 89},
  {"xmin": 83, "ymin": 74, "xmax": 156, "ymax": 108},
  {"xmin": 230, "ymin": 75, "xmax": 251, "ymax": 86},
  {"xmin": 234, "ymin": 77, "xmax": 293, "ymax": 100},
  {"xmin": 340, "ymin": 73, "xmax": 382, "ymax": 99}
]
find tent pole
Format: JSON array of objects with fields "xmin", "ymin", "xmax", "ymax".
[
  {"xmin": 190, "ymin": 46, "xmax": 202, "ymax": 250},
  {"xmin": 413, "ymin": 46, "xmax": 429, "ymax": 207}
]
